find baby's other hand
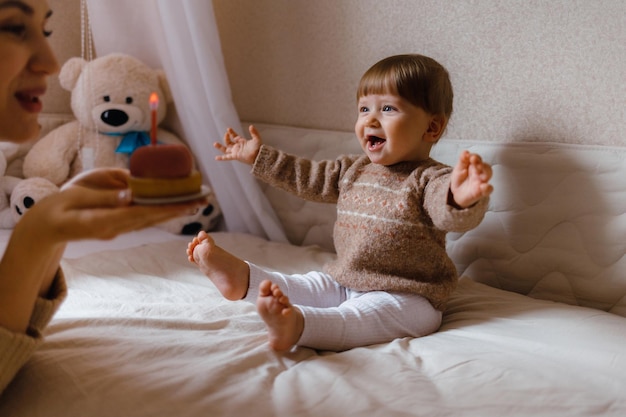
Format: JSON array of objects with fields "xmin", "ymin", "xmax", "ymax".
[
  {"xmin": 450, "ymin": 150, "xmax": 493, "ymax": 208},
  {"xmin": 213, "ymin": 125, "xmax": 262, "ymax": 165}
]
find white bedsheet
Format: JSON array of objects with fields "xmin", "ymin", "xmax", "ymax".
[{"xmin": 1, "ymin": 231, "xmax": 624, "ymax": 417}]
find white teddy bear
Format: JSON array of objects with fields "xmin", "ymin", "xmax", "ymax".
[
  {"xmin": 9, "ymin": 178, "xmax": 59, "ymax": 226},
  {"xmin": 20, "ymin": 53, "xmax": 221, "ymax": 234},
  {"xmin": 0, "ymin": 151, "xmax": 22, "ymax": 228},
  {"xmin": 24, "ymin": 53, "xmax": 185, "ymax": 183},
  {"xmin": 0, "ymin": 140, "xmax": 60, "ymax": 229}
]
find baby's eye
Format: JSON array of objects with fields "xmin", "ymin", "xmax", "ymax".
[
  {"xmin": 359, "ymin": 106, "xmax": 369, "ymax": 113},
  {"xmin": 382, "ymin": 105, "xmax": 395, "ymax": 112},
  {"xmin": 43, "ymin": 29, "xmax": 53, "ymax": 37}
]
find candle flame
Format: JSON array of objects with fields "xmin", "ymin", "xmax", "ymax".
[{"xmin": 149, "ymin": 92, "xmax": 159, "ymax": 110}]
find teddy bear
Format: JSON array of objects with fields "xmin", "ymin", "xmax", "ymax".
[
  {"xmin": 20, "ymin": 53, "xmax": 221, "ymax": 234},
  {"xmin": 0, "ymin": 139, "xmax": 60, "ymax": 229},
  {"xmin": 0, "ymin": 150, "xmax": 23, "ymax": 228},
  {"xmin": 9, "ymin": 178, "xmax": 59, "ymax": 226}
]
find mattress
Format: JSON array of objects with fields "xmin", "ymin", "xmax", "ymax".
[
  {"xmin": 1, "ymin": 123, "xmax": 624, "ymax": 416},
  {"xmin": 0, "ymin": 229, "xmax": 625, "ymax": 417}
]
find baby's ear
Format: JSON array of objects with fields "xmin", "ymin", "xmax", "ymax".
[{"xmin": 425, "ymin": 115, "xmax": 447, "ymax": 142}]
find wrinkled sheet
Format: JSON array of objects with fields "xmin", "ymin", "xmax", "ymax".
[{"xmin": 1, "ymin": 231, "xmax": 624, "ymax": 417}]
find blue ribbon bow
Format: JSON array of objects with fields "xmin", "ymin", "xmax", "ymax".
[{"xmin": 107, "ymin": 131, "xmax": 152, "ymax": 154}]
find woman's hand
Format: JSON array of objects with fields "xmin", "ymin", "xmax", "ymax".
[
  {"xmin": 0, "ymin": 167, "xmax": 207, "ymax": 333},
  {"xmin": 34, "ymin": 167, "xmax": 207, "ymax": 243},
  {"xmin": 62, "ymin": 167, "xmax": 130, "ymax": 190},
  {"xmin": 449, "ymin": 151, "xmax": 493, "ymax": 209},
  {"xmin": 214, "ymin": 125, "xmax": 262, "ymax": 165}
]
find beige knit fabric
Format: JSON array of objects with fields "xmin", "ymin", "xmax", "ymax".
[
  {"xmin": 0, "ymin": 271, "xmax": 67, "ymax": 393},
  {"xmin": 252, "ymin": 145, "xmax": 488, "ymax": 310}
]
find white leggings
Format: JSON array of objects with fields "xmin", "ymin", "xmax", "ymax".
[{"xmin": 244, "ymin": 263, "xmax": 442, "ymax": 351}]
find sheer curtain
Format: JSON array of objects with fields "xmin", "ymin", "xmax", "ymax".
[{"xmin": 85, "ymin": 0, "xmax": 286, "ymax": 242}]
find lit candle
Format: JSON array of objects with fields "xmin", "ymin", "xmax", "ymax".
[{"xmin": 149, "ymin": 92, "xmax": 159, "ymax": 145}]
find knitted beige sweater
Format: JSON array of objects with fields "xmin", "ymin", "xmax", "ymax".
[
  {"xmin": 253, "ymin": 145, "xmax": 488, "ymax": 310},
  {"xmin": 0, "ymin": 270, "xmax": 67, "ymax": 393}
]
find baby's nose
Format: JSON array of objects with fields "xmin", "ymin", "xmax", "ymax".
[{"xmin": 367, "ymin": 115, "xmax": 380, "ymax": 126}]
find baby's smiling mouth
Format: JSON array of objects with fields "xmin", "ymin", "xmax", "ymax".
[{"xmin": 367, "ymin": 135, "xmax": 386, "ymax": 151}]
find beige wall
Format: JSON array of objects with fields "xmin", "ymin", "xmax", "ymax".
[
  {"xmin": 43, "ymin": 0, "xmax": 82, "ymax": 116},
  {"xmin": 213, "ymin": 0, "xmax": 625, "ymax": 146},
  {"xmin": 44, "ymin": 1, "xmax": 626, "ymax": 147}
]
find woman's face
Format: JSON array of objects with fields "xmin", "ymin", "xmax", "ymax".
[{"xmin": 0, "ymin": 0, "xmax": 58, "ymax": 143}]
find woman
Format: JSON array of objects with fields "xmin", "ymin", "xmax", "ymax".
[{"xmin": 0, "ymin": 0, "xmax": 204, "ymax": 392}]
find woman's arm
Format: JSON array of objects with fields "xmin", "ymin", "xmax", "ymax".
[
  {"xmin": 0, "ymin": 168, "xmax": 206, "ymax": 334},
  {"xmin": 0, "ymin": 215, "xmax": 66, "ymax": 333}
]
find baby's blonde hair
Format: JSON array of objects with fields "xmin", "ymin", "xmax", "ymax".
[{"xmin": 357, "ymin": 54, "xmax": 453, "ymax": 120}]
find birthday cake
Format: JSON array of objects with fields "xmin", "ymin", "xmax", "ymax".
[
  {"xmin": 128, "ymin": 92, "xmax": 202, "ymax": 200},
  {"xmin": 128, "ymin": 143, "xmax": 202, "ymax": 198}
]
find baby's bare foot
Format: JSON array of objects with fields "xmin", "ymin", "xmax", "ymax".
[
  {"xmin": 187, "ymin": 231, "xmax": 249, "ymax": 300},
  {"xmin": 257, "ymin": 280, "xmax": 304, "ymax": 351}
]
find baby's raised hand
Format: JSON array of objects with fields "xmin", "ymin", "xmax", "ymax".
[
  {"xmin": 450, "ymin": 150, "xmax": 493, "ymax": 208},
  {"xmin": 213, "ymin": 125, "xmax": 262, "ymax": 165}
]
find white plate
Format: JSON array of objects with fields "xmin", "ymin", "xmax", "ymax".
[{"xmin": 133, "ymin": 185, "xmax": 212, "ymax": 205}]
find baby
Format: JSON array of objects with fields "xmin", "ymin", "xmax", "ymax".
[{"xmin": 188, "ymin": 54, "xmax": 493, "ymax": 352}]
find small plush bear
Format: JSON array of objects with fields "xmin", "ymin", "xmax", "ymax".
[
  {"xmin": 0, "ymin": 150, "xmax": 23, "ymax": 228},
  {"xmin": 9, "ymin": 178, "xmax": 59, "ymax": 226},
  {"xmin": 0, "ymin": 139, "xmax": 60, "ymax": 229},
  {"xmin": 21, "ymin": 53, "xmax": 221, "ymax": 234}
]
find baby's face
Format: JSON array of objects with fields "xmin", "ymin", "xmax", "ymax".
[{"xmin": 355, "ymin": 93, "xmax": 438, "ymax": 166}]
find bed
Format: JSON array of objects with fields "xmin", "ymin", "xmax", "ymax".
[{"xmin": 0, "ymin": 122, "xmax": 624, "ymax": 416}]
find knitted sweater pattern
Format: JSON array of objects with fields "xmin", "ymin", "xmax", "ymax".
[
  {"xmin": 0, "ymin": 270, "xmax": 67, "ymax": 393},
  {"xmin": 253, "ymin": 145, "xmax": 488, "ymax": 310}
]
